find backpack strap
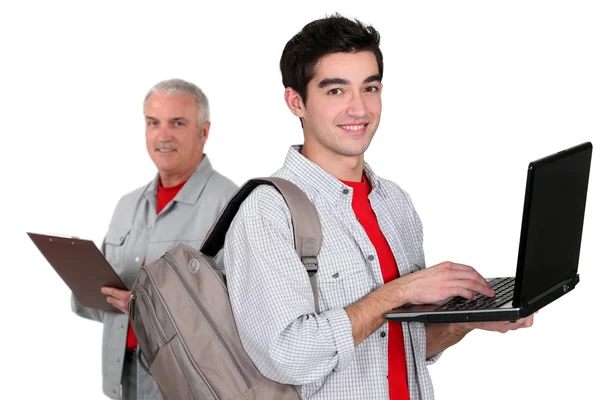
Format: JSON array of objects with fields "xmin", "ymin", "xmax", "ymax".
[{"xmin": 200, "ymin": 177, "xmax": 323, "ymax": 313}]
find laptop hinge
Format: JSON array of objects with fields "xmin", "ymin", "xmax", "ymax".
[{"xmin": 572, "ymin": 271, "xmax": 580, "ymax": 285}]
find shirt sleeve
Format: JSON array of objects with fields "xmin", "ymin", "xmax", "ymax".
[{"xmin": 223, "ymin": 191, "xmax": 355, "ymax": 385}]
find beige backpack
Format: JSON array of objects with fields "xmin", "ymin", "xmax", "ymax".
[{"xmin": 128, "ymin": 177, "xmax": 321, "ymax": 399}]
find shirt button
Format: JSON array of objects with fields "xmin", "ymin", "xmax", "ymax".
[
  {"xmin": 380, "ymin": 331, "xmax": 386, "ymax": 338},
  {"xmin": 342, "ymin": 188, "xmax": 349, "ymax": 194},
  {"xmin": 121, "ymin": 324, "xmax": 125, "ymax": 329},
  {"xmin": 368, "ymin": 255, "xmax": 375, "ymax": 261},
  {"xmin": 135, "ymin": 256, "xmax": 140, "ymax": 262},
  {"xmin": 119, "ymin": 236, "xmax": 124, "ymax": 241},
  {"xmin": 117, "ymin": 358, "xmax": 120, "ymax": 363}
]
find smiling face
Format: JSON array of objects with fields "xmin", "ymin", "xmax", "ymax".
[
  {"xmin": 144, "ymin": 92, "xmax": 209, "ymax": 185},
  {"xmin": 286, "ymin": 51, "xmax": 382, "ymax": 162}
]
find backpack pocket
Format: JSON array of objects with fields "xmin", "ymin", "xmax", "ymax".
[{"xmin": 150, "ymin": 335, "xmax": 218, "ymax": 400}]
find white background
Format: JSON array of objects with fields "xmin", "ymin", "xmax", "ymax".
[{"xmin": 1, "ymin": 1, "xmax": 598, "ymax": 399}]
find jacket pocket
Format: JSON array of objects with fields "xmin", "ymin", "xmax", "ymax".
[{"xmin": 103, "ymin": 227, "xmax": 130, "ymax": 270}]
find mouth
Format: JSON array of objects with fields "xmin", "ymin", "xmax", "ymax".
[
  {"xmin": 338, "ymin": 123, "xmax": 369, "ymax": 136},
  {"xmin": 154, "ymin": 147, "xmax": 179, "ymax": 154}
]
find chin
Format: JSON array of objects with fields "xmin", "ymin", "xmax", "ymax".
[
  {"xmin": 336, "ymin": 141, "xmax": 372, "ymax": 157},
  {"xmin": 153, "ymin": 161, "xmax": 177, "ymax": 172}
]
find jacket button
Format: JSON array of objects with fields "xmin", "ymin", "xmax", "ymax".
[{"xmin": 135, "ymin": 256, "xmax": 140, "ymax": 262}]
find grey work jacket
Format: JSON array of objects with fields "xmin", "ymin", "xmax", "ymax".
[{"xmin": 71, "ymin": 155, "xmax": 238, "ymax": 399}]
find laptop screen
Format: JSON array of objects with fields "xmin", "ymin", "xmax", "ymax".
[{"xmin": 515, "ymin": 143, "xmax": 592, "ymax": 306}]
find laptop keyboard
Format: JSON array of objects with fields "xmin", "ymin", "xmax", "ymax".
[{"xmin": 435, "ymin": 277, "xmax": 515, "ymax": 311}]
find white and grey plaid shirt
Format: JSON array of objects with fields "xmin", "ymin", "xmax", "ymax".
[{"xmin": 223, "ymin": 146, "xmax": 440, "ymax": 399}]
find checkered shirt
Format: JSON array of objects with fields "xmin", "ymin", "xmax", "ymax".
[{"xmin": 223, "ymin": 145, "xmax": 440, "ymax": 399}]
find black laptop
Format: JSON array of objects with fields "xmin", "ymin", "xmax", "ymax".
[{"xmin": 386, "ymin": 141, "xmax": 593, "ymax": 323}]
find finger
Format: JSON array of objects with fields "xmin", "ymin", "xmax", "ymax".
[
  {"xmin": 106, "ymin": 296, "xmax": 128, "ymax": 314},
  {"xmin": 445, "ymin": 287, "xmax": 477, "ymax": 301},
  {"xmin": 444, "ymin": 270, "xmax": 494, "ymax": 294},
  {"xmin": 509, "ymin": 316, "xmax": 534, "ymax": 330},
  {"xmin": 447, "ymin": 275, "xmax": 495, "ymax": 297},
  {"xmin": 103, "ymin": 288, "xmax": 130, "ymax": 300},
  {"xmin": 447, "ymin": 263, "xmax": 487, "ymax": 280},
  {"xmin": 117, "ymin": 301, "xmax": 128, "ymax": 315},
  {"xmin": 447, "ymin": 262, "xmax": 476, "ymax": 271},
  {"xmin": 112, "ymin": 290, "xmax": 131, "ymax": 301}
]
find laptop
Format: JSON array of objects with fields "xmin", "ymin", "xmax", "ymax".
[{"xmin": 386, "ymin": 141, "xmax": 593, "ymax": 323}]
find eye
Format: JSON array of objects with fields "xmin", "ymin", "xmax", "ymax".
[
  {"xmin": 327, "ymin": 88, "xmax": 343, "ymax": 95},
  {"xmin": 146, "ymin": 120, "xmax": 159, "ymax": 127},
  {"xmin": 364, "ymin": 86, "xmax": 379, "ymax": 93},
  {"xmin": 172, "ymin": 121, "xmax": 186, "ymax": 127}
]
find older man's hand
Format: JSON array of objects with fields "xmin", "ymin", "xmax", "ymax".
[{"xmin": 101, "ymin": 287, "xmax": 131, "ymax": 315}]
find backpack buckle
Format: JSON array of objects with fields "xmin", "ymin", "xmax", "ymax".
[{"xmin": 301, "ymin": 256, "xmax": 318, "ymax": 274}]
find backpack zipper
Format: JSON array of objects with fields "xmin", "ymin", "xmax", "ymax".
[
  {"xmin": 164, "ymin": 252, "xmax": 252, "ymax": 389},
  {"xmin": 133, "ymin": 284, "xmax": 168, "ymax": 347},
  {"xmin": 134, "ymin": 275, "xmax": 219, "ymax": 400}
]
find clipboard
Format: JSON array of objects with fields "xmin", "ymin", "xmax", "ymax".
[{"xmin": 27, "ymin": 232, "xmax": 128, "ymax": 312}]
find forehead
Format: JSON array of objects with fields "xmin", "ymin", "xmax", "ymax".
[
  {"xmin": 144, "ymin": 92, "xmax": 197, "ymax": 118},
  {"xmin": 310, "ymin": 51, "xmax": 379, "ymax": 84}
]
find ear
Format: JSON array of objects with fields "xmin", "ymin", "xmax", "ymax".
[
  {"xmin": 284, "ymin": 87, "xmax": 305, "ymax": 119},
  {"xmin": 199, "ymin": 121, "xmax": 210, "ymax": 145}
]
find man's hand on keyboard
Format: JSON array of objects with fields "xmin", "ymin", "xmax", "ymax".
[{"xmin": 387, "ymin": 261, "xmax": 495, "ymax": 306}]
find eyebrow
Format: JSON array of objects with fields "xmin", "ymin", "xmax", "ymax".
[
  {"xmin": 317, "ymin": 74, "xmax": 382, "ymax": 88},
  {"xmin": 145, "ymin": 116, "xmax": 188, "ymax": 123}
]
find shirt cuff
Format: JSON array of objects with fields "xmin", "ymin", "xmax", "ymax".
[
  {"xmin": 425, "ymin": 351, "xmax": 442, "ymax": 365},
  {"xmin": 321, "ymin": 308, "xmax": 355, "ymax": 372}
]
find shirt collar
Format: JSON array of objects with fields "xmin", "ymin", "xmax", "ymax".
[
  {"xmin": 146, "ymin": 154, "xmax": 214, "ymax": 206},
  {"xmin": 283, "ymin": 145, "xmax": 383, "ymax": 205}
]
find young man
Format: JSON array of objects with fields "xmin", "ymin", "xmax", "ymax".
[
  {"xmin": 72, "ymin": 79, "xmax": 238, "ymax": 399},
  {"xmin": 223, "ymin": 15, "xmax": 533, "ymax": 400}
]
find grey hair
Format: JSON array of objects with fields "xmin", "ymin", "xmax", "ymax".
[{"xmin": 144, "ymin": 78, "xmax": 210, "ymax": 127}]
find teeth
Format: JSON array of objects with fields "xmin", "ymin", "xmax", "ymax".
[
  {"xmin": 340, "ymin": 124, "xmax": 366, "ymax": 131},
  {"xmin": 157, "ymin": 149, "xmax": 174, "ymax": 152}
]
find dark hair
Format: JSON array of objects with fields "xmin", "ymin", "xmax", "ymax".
[{"xmin": 280, "ymin": 13, "xmax": 383, "ymax": 104}]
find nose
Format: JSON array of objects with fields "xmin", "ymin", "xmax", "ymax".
[
  {"xmin": 346, "ymin": 90, "xmax": 368, "ymax": 118},
  {"xmin": 156, "ymin": 126, "xmax": 173, "ymax": 142}
]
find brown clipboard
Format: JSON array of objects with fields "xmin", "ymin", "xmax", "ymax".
[{"xmin": 27, "ymin": 232, "xmax": 128, "ymax": 312}]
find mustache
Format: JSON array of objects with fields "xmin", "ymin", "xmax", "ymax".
[{"xmin": 153, "ymin": 142, "xmax": 180, "ymax": 151}]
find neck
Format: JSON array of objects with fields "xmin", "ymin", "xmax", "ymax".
[
  {"xmin": 159, "ymin": 154, "xmax": 203, "ymax": 188},
  {"xmin": 301, "ymin": 141, "xmax": 364, "ymax": 182}
]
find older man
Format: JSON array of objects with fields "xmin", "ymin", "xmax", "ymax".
[{"xmin": 72, "ymin": 79, "xmax": 238, "ymax": 400}]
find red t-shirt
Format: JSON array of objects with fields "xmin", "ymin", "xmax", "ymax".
[
  {"xmin": 126, "ymin": 179, "xmax": 186, "ymax": 350},
  {"xmin": 341, "ymin": 175, "xmax": 409, "ymax": 399}
]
